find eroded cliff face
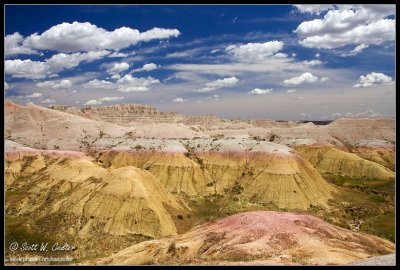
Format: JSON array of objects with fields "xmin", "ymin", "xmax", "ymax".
[
  {"xmin": 89, "ymin": 211, "xmax": 395, "ymax": 266},
  {"xmin": 50, "ymin": 103, "xmax": 185, "ymax": 124}
]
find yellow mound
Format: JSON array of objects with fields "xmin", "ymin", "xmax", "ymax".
[
  {"xmin": 6, "ymin": 152, "xmax": 190, "ymax": 239},
  {"xmin": 352, "ymin": 148, "xmax": 395, "ymax": 171},
  {"xmin": 96, "ymin": 149, "xmax": 336, "ymax": 210},
  {"xmin": 96, "ymin": 151, "xmax": 214, "ymax": 196},
  {"xmin": 293, "ymin": 145, "xmax": 395, "ymax": 180}
]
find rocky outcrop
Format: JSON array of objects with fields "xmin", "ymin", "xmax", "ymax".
[
  {"xmin": 50, "ymin": 103, "xmax": 185, "ymax": 124},
  {"xmin": 89, "ymin": 211, "xmax": 395, "ymax": 265}
]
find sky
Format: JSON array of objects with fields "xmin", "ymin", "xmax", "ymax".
[{"xmin": 4, "ymin": 4, "xmax": 396, "ymax": 120}]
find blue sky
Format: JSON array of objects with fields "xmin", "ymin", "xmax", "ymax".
[{"xmin": 5, "ymin": 4, "xmax": 396, "ymax": 120}]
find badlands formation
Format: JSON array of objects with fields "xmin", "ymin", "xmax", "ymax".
[{"xmin": 5, "ymin": 100, "xmax": 395, "ymax": 265}]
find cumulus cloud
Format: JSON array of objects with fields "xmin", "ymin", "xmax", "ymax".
[
  {"xmin": 225, "ymin": 41, "xmax": 284, "ymax": 62},
  {"xmin": 141, "ymin": 63, "xmax": 158, "ymax": 71},
  {"xmin": 340, "ymin": 43, "xmax": 369, "ymax": 57},
  {"xmin": 345, "ymin": 108, "xmax": 383, "ymax": 118},
  {"xmin": 84, "ymin": 96, "xmax": 124, "ymax": 106},
  {"xmin": 248, "ymin": 88, "xmax": 273, "ymax": 95},
  {"xmin": 207, "ymin": 94, "xmax": 220, "ymax": 101},
  {"xmin": 172, "ymin": 97, "xmax": 186, "ymax": 103},
  {"xmin": 108, "ymin": 51, "xmax": 130, "ymax": 58},
  {"xmin": 294, "ymin": 4, "xmax": 335, "ymax": 15},
  {"xmin": 22, "ymin": 92, "xmax": 43, "ymax": 99},
  {"xmin": 286, "ymin": 89, "xmax": 296, "ymax": 93},
  {"xmin": 282, "ymin": 72, "xmax": 328, "ymax": 85},
  {"xmin": 81, "ymin": 74, "xmax": 159, "ymax": 92},
  {"xmin": 106, "ymin": 62, "xmax": 130, "ymax": 74},
  {"xmin": 82, "ymin": 79, "xmax": 113, "ymax": 89},
  {"xmin": 116, "ymin": 74, "xmax": 160, "ymax": 92},
  {"xmin": 40, "ymin": 98, "xmax": 56, "ymax": 104},
  {"xmin": 132, "ymin": 63, "xmax": 158, "ymax": 73},
  {"xmin": 353, "ymin": 72, "xmax": 393, "ymax": 88},
  {"xmin": 302, "ymin": 60, "xmax": 322, "ymax": 67},
  {"xmin": 5, "ymin": 59, "xmax": 50, "ymax": 79},
  {"xmin": 22, "ymin": 22, "xmax": 180, "ymax": 53},
  {"xmin": 37, "ymin": 79, "xmax": 72, "ymax": 89},
  {"xmin": 45, "ymin": 51, "xmax": 110, "ymax": 71},
  {"xmin": 295, "ymin": 5, "xmax": 395, "ymax": 49},
  {"xmin": 197, "ymin": 77, "xmax": 239, "ymax": 92},
  {"xmin": 5, "ymin": 32, "xmax": 38, "ymax": 57},
  {"xmin": 5, "ymin": 51, "xmax": 109, "ymax": 79}
]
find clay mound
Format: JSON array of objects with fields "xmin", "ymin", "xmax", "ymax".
[
  {"xmin": 293, "ymin": 144, "xmax": 395, "ymax": 180},
  {"xmin": 94, "ymin": 139, "xmax": 336, "ymax": 210},
  {"xmin": 5, "ymin": 100, "xmax": 128, "ymax": 150},
  {"xmin": 352, "ymin": 148, "xmax": 395, "ymax": 171},
  {"xmin": 5, "ymin": 149, "xmax": 189, "ymax": 239},
  {"xmin": 90, "ymin": 211, "xmax": 395, "ymax": 265},
  {"xmin": 96, "ymin": 149, "xmax": 214, "ymax": 196}
]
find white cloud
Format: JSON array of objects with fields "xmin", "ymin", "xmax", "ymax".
[
  {"xmin": 282, "ymin": 72, "xmax": 327, "ymax": 85},
  {"xmin": 116, "ymin": 74, "xmax": 160, "ymax": 92},
  {"xmin": 118, "ymin": 86, "xmax": 149, "ymax": 92},
  {"xmin": 108, "ymin": 51, "xmax": 130, "ymax": 58},
  {"xmin": 111, "ymin": 74, "xmax": 121, "ymax": 80},
  {"xmin": 5, "ymin": 32, "xmax": 37, "ymax": 57},
  {"xmin": 141, "ymin": 63, "xmax": 158, "ymax": 71},
  {"xmin": 210, "ymin": 49, "xmax": 220, "ymax": 54},
  {"xmin": 294, "ymin": 4, "xmax": 335, "ymax": 15},
  {"xmin": 225, "ymin": 41, "xmax": 284, "ymax": 62},
  {"xmin": 106, "ymin": 62, "xmax": 130, "ymax": 74},
  {"xmin": 23, "ymin": 92, "xmax": 43, "ymax": 99},
  {"xmin": 340, "ymin": 43, "xmax": 369, "ymax": 57},
  {"xmin": 45, "ymin": 50, "xmax": 110, "ymax": 71},
  {"xmin": 353, "ymin": 72, "xmax": 393, "ymax": 88},
  {"xmin": 197, "ymin": 77, "xmax": 239, "ymax": 92},
  {"xmin": 5, "ymin": 82, "xmax": 10, "ymax": 91},
  {"xmin": 302, "ymin": 60, "xmax": 322, "ymax": 67},
  {"xmin": 172, "ymin": 97, "xmax": 186, "ymax": 103},
  {"xmin": 132, "ymin": 63, "xmax": 158, "ymax": 73},
  {"xmin": 295, "ymin": 5, "xmax": 395, "ymax": 49},
  {"xmin": 84, "ymin": 96, "xmax": 124, "ymax": 106},
  {"xmin": 5, "ymin": 59, "xmax": 50, "ymax": 79},
  {"xmin": 81, "ymin": 75, "xmax": 159, "ymax": 92},
  {"xmin": 23, "ymin": 21, "xmax": 181, "ymax": 52},
  {"xmin": 207, "ymin": 94, "xmax": 220, "ymax": 101},
  {"xmin": 82, "ymin": 79, "xmax": 113, "ymax": 89},
  {"xmin": 286, "ymin": 89, "xmax": 296, "ymax": 93},
  {"xmin": 37, "ymin": 79, "xmax": 72, "ymax": 89},
  {"xmin": 248, "ymin": 88, "xmax": 273, "ymax": 95},
  {"xmin": 315, "ymin": 53, "xmax": 320, "ymax": 58},
  {"xmin": 5, "ymin": 51, "xmax": 109, "ymax": 79},
  {"xmin": 40, "ymin": 98, "xmax": 56, "ymax": 104}
]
